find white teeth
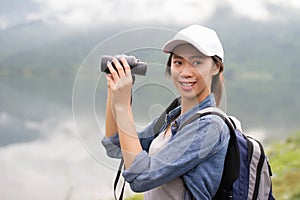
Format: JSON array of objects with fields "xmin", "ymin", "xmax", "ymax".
[{"xmin": 181, "ymin": 82, "xmax": 194, "ymax": 86}]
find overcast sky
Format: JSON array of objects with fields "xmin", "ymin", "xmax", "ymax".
[{"xmin": 1, "ymin": 0, "xmax": 300, "ymax": 30}]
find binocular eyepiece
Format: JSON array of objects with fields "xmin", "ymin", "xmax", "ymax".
[{"xmin": 100, "ymin": 55, "xmax": 147, "ymax": 76}]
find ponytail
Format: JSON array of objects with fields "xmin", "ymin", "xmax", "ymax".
[{"xmin": 211, "ymin": 56, "xmax": 224, "ymax": 107}]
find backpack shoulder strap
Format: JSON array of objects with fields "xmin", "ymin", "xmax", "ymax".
[
  {"xmin": 153, "ymin": 97, "xmax": 181, "ymax": 136},
  {"xmin": 178, "ymin": 107, "xmax": 236, "ymax": 132},
  {"xmin": 198, "ymin": 108, "xmax": 240, "ymax": 200},
  {"xmin": 114, "ymin": 158, "xmax": 125, "ymax": 200},
  {"xmin": 151, "ymin": 103, "xmax": 242, "ymax": 200},
  {"xmin": 176, "ymin": 107, "xmax": 240, "ymax": 200}
]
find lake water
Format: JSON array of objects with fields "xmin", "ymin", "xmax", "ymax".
[
  {"xmin": 0, "ymin": 68, "xmax": 127, "ymax": 200},
  {"xmin": 0, "ymin": 57, "xmax": 179, "ymax": 199}
]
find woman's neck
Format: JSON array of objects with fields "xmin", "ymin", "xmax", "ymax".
[{"xmin": 181, "ymin": 94, "xmax": 210, "ymax": 115}]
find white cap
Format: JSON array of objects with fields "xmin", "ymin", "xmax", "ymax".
[{"xmin": 162, "ymin": 24, "xmax": 224, "ymax": 61}]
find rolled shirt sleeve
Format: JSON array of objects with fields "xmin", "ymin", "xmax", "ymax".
[
  {"xmin": 101, "ymin": 118, "xmax": 159, "ymax": 159},
  {"xmin": 101, "ymin": 133, "xmax": 122, "ymax": 158}
]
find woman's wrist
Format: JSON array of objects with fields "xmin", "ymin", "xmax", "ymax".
[{"xmin": 114, "ymin": 102, "xmax": 131, "ymax": 114}]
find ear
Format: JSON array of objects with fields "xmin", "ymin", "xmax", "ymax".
[{"xmin": 212, "ymin": 62, "xmax": 221, "ymax": 76}]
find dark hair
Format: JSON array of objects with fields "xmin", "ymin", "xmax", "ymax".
[
  {"xmin": 211, "ymin": 56, "xmax": 224, "ymax": 107},
  {"xmin": 165, "ymin": 54, "xmax": 224, "ymax": 107}
]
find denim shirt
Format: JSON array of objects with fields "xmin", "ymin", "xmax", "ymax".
[{"xmin": 102, "ymin": 94, "xmax": 230, "ymax": 200}]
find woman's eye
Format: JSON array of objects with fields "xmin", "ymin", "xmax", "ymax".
[
  {"xmin": 173, "ymin": 61, "xmax": 182, "ymax": 65},
  {"xmin": 193, "ymin": 61, "xmax": 202, "ymax": 65}
]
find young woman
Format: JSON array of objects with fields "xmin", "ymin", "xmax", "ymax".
[{"xmin": 102, "ymin": 24, "xmax": 230, "ymax": 199}]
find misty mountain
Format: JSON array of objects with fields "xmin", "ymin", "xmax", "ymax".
[{"xmin": 1, "ymin": 7, "xmax": 300, "ymax": 146}]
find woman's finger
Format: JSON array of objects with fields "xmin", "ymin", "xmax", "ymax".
[
  {"xmin": 106, "ymin": 60, "xmax": 119, "ymax": 82},
  {"xmin": 112, "ymin": 57, "xmax": 125, "ymax": 77},
  {"xmin": 120, "ymin": 56, "xmax": 132, "ymax": 76},
  {"xmin": 105, "ymin": 74, "xmax": 112, "ymax": 85}
]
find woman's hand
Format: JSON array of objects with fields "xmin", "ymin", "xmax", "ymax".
[{"xmin": 106, "ymin": 56, "xmax": 133, "ymax": 110}]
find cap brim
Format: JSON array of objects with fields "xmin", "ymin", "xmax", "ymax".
[
  {"xmin": 162, "ymin": 38, "xmax": 210, "ymax": 57},
  {"xmin": 162, "ymin": 39, "xmax": 190, "ymax": 53}
]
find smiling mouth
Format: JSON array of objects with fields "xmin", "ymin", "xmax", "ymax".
[{"xmin": 180, "ymin": 81, "xmax": 196, "ymax": 87}]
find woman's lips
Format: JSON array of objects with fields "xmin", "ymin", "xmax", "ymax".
[{"xmin": 179, "ymin": 81, "xmax": 196, "ymax": 90}]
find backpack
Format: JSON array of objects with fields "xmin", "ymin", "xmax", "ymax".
[
  {"xmin": 113, "ymin": 97, "xmax": 276, "ymax": 200},
  {"xmin": 154, "ymin": 97, "xmax": 275, "ymax": 200}
]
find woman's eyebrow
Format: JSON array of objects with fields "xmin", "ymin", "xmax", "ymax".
[
  {"xmin": 173, "ymin": 55, "xmax": 205, "ymax": 59},
  {"xmin": 189, "ymin": 55, "xmax": 206, "ymax": 59},
  {"xmin": 173, "ymin": 54, "xmax": 183, "ymax": 59}
]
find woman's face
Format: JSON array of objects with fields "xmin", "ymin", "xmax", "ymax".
[{"xmin": 170, "ymin": 43, "xmax": 219, "ymax": 101}]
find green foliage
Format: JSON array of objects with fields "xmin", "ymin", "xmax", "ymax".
[
  {"xmin": 268, "ymin": 130, "xmax": 300, "ymax": 199},
  {"xmin": 125, "ymin": 193, "xmax": 144, "ymax": 200}
]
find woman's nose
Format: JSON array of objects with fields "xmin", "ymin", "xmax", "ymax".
[{"xmin": 179, "ymin": 62, "xmax": 193, "ymax": 78}]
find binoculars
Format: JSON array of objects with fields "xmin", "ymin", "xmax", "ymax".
[{"xmin": 100, "ymin": 55, "xmax": 147, "ymax": 76}]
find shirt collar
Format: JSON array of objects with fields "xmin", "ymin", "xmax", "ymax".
[{"xmin": 165, "ymin": 93, "xmax": 216, "ymax": 126}]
